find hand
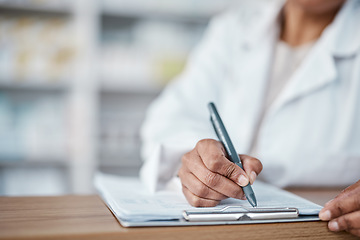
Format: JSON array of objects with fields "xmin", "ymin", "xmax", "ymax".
[
  {"xmin": 319, "ymin": 180, "xmax": 360, "ymax": 237},
  {"xmin": 178, "ymin": 139, "xmax": 263, "ymax": 207}
]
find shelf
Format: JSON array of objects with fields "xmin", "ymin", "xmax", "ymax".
[
  {"xmin": 0, "ymin": 159, "xmax": 68, "ymax": 168},
  {"xmin": 102, "ymin": 8, "xmax": 212, "ymax": 24},
  {"xmin": 0, "ymin": 81, "xmax": 67, "ymax": 92},
  {"xmin": 98, "ymin": 160, "xmax": 142, "ymax": 168},
  {"xmin": 0, "ymin": 2, "xmax": 72, "ymax": 16},
  {"xmin": 99, "ymin": 82, "xmax": 162, "ymax": 95},
  {"xmin": 98, "ymin": 166, "xmax": 140, "ymax": 176}
]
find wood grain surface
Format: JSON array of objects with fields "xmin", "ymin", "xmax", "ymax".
[{"xmin": 0, "ymin": 190, "xmax": 357, "ymax": 240}]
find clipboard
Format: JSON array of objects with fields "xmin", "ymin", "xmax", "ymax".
[
  {"xmin": 94, "ymin": 173, "xmax": 322, "ymax": 228},
  {"xmin": 116, "ymin": 206, "xmax": 319, "ymax": 227}
]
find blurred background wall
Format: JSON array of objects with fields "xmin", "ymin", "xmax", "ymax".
[{"xmin": 0, "ymin": 0, "xmax": 237, "ymax": 195}]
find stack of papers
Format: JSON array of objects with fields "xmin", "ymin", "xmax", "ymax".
[{"xmin": 94, "ymin": 173, "xmax": 322, "ymax": 226}]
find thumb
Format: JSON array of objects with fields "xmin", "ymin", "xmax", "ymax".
[{"xmin": 232, "ymin": 162, "xmax": 251, "ymax": 187}]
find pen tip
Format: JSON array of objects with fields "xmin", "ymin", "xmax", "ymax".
[{"xmin": 248, "ymin": 194, "xmax": 257, "ymax": 208}]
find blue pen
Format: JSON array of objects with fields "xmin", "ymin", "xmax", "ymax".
[{"xmin": 208, "ymin": 102, "xmax": 257, "ymax": 207}]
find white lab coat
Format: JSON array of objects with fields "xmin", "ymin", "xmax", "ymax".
[{"xmin": 140, "ymin": 0, "xmax": 360, "ymax": 192}]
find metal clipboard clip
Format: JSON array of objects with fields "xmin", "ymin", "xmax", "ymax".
[{"xmin": 183, "ymin": 206, "xmax": 299, "ymax": 222}]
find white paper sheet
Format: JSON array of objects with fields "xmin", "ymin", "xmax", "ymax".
[{"xmin": 94, "ymin": 173, "xmax": 322, "ymax": 222}]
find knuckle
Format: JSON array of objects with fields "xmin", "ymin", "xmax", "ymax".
[
  {"xmin": 334, "ymin": 202, "xmax": 345, "ymax": 216},
  {"xmin": 356, "ymin": 195, "xmax": 360, "ymax": 209},
  {"xmin": 191, "ymin": 196, "xmax": 203, "ymax": 207},
  {"xmin": 207, "ymin": 154, "xmax": 223, "ymax": 171},
  {"xmin": 197, "ymin": 139, "xmax": 211, "ymax": 147},
  {"xmin": 197, "ymin": 139, "xmax": 218, "ymax": 150},
  {"xmin": 197, "ymin": 184, "xmax": 210, "ymax": 198},
  {"xmin": 204, "ymin": 171, "xmax": 221, "ymax": 188},
  {"xmin": 223, "ymin": 163, "xmax": 237, "ymax": 178},
  {"xmin": 181, "ymin": 152, "xmax": 192, "ymax": 165},
  {"xmin": 339, "ymin": 216, "xmax": 354, "ymax": 230},
  {"xmin": 178, "ymin": 166, "xmax": 187, "ymax": 180},
  {"xmin": 182, "ymin": 186, "xmax": 190, "ymax": 200},
  {"xmin": 182, "ymin": 186, "xmax": 199, "ymax": 207},
  {"xmin": 181, "ymin": 185, "xmax": 187, "ymax": 194}
]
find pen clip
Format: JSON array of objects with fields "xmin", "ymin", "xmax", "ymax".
[{"xmin": 210, "ymin": 115, "xmax": 221, "ymax": 140}]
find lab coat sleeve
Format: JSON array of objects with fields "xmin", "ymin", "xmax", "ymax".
[{"xmin": 140, "ymin": 13, "xmax": 234, "ymax": 192}]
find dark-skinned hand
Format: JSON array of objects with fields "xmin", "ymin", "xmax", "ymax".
[{"xmin": 178, "ymin": 139, "xmax": 263, "ymax": 207}]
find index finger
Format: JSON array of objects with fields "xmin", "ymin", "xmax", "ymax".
[
  {"xmin": 187, "ymin": 152, "xmax": 246, "ymax": 199},
  {"xmin": 196, "ymin": 139, "xmax": 250, "ymax": 187}
]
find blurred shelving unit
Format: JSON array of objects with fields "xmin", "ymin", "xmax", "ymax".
[
  {"xmin": 98, "ymin": 90, "xmax": 161, "ymax": 176},
  {"xmin": 0, "ymin": 2, "xmax": 71, "ymax": 15},
  {"xmin": 0, "ymin": 82, "xmax": 67, "ymax": 91},
  {"xmin": 0, "ymin": 0, "xmax": 236, "ymax": 195},
  {"xmin": 0, "ymin": 0, "xmax": 98, "ymax": 195},
  {"xmin": 101, "ymin": 7, "xmax": 211, "ymax": 24},
  {"xmin": 96, "ymin": 0, "xmax": 235, "ymax": 176}
]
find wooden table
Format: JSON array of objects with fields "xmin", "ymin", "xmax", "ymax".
[{"xmin": 0, "ymin": 189, "xmax": 357, "ymax": 240}]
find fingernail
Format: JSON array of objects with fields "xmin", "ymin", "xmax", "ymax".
[
  {"xmin": 238, "ymin": 175, "xmax": 249, "ymax": 187},
  {"xmin": 250, "ymin": 171, "xmax": 257, "ymax": 185},
  {"xmin": 319, "ymin": 210, "xmax": 331, "ymax": 221},
  {"xmin": 329, "ymin": 221, "xmax": 339, "ymax": 231}
]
